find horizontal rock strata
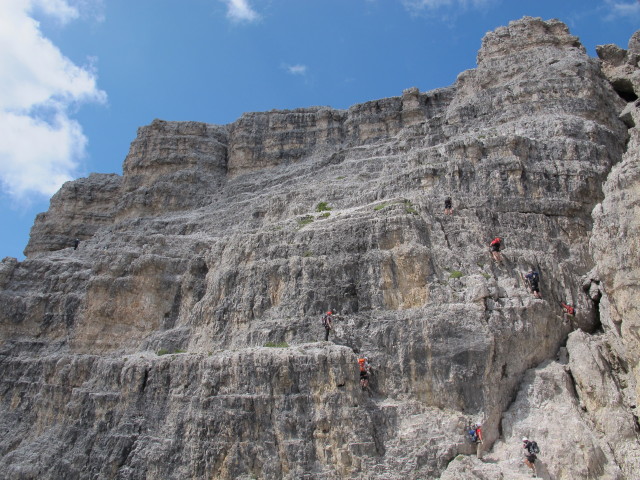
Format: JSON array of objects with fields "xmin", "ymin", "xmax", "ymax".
[{"xmin": 1, "ymin": 17, "xmax": 640, "ymax": 480}]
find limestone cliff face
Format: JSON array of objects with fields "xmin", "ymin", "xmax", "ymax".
[
  {"xmin": 1, "ymin": 17, "xmax": 639, "ymax": 480},
  {"xmin": 23, "ymin": 173, "xmax": 122, "ymax": 256},
  {"xmin": 117, "ymin": 120, "xmax": 229, "ymax": 218}
]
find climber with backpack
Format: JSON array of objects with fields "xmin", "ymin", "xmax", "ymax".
[
  {"xmin": 444, "ymin": 196, "xmax": 453, "ymax": 215},
  {"xmin": 524, "ymin": 270, "xmax": 542, "ymax": 299},
  {"xmin": 321, "ymin": 310, "xmax": 334, "ymax": 341},
  {"xmin": 489, "ymin": 237, "xmax": 503, "ymax": 262},
  {"xmin": 560, "ymin": 302, "xmax": 575, "ymax": 316},
  {"xmin": 358, "ymin": 356, "xmax": 372, "ymax": 393},
  {"xmin": 466, "ymin": 423, "xmax": 483, "ymax": 444},
  {"xmin": 522, "ymin": 437, "xmax": 540, "ymax": 477}
]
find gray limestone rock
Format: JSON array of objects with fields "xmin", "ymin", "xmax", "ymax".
[
  {"xmin": 442, "ymin": 361, "xmax": 624, "ymax": 480},
  {"xmin": 1, "ymin": 17, "xmax": 640, "ymax": 480},
  {"xmin": 24, "ymin": 173, "xmax": 122, "ymax": 256},
  {"xmin": 597, "ymin": 30, "xmax": 640, "ymax": 102}
]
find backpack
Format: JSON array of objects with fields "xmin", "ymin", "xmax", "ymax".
[
  {"xmin": 526, "ymin": 271, "xmax": 539, "ymax": 285},
  {"xmin": 529, "ymin": 441, "xmax": 540, "ymax": 454},
  {"xmin": 321, "ymin": 314, "xmax": 332, "ymax": 328},
  {"xmin": 358, "ymin": 358, "xmax": 367, "ymax": 372}
]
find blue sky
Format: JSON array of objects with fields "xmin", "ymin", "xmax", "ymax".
[{"xmin": 1, "ymin": 0, "xmax": 639, "ymax": 260}]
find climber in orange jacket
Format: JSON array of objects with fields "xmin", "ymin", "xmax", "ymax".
[{"xmin": 358, "ymin": 356, "xmax": 371, "ymax": 392}]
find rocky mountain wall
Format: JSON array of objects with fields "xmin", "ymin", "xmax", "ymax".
[
  {"xmin": 1, "ymin": 17, "xmax": 639, "ymax": 480},
  {"xmin": 23, "ymin": 173, "xmax": 122, "ymax": 256}
]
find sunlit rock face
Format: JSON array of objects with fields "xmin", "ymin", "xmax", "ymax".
[
  {"xmin": 1, "ymin": 17, "xmax": 639, "ymax": 480},
  {"xmin": 23, "ymin": 173, "xmax": 122, "ymax": 256}
]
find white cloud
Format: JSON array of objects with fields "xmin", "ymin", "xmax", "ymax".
[
  {"xmin": 401, "ymin": 0, "xmax": 494, "ymax": 15},
  {"xmin": 403, "ymin": 0, "xmax": 455, "ymax": 8},
  {"xmin": 0, "ymin": 0, "xmax": 105, "ymax": 200},
  {"xmin": 222, "ymin": 0, "xmax": 260, "ymax": 23},
  {"xmin": 0, "ymin": 112, "xmax": 86, "ymax": 197},
  {"xmin": 604, "ymin": 0, "xmax": 640, "ymax": 20},
  {"xmin": 286, "ymin": 64, "xmax": 308, "ymax": 76},
  {"xmin": 32, "ymin": 0, "xmax": 79, "ymax": 24}
]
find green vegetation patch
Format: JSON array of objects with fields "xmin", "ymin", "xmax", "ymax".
[
  {"xmin": 404, "ymin": 200, "xmax": 418, "ymax": 215},
  {"xmin": 375, "ymin": 199, "xmax": 417, "ymax": 214},
  {"xmin": 318, "ymin": 212, "xmax": 330, "ymax": 219},
  {"xmin": 449, "ymin": 270, "xmax": 464, "ymax": 279},
  {"xmin": 157, "ymin": 348, "xmax": 186, "ymax": 356},
  {"xmin": 315, "ymin": 202, "xmax": 332, "ymax": 212},
  {"xmin": 297, "ymin": 215, "xmax": 314, "ymax": 227}
]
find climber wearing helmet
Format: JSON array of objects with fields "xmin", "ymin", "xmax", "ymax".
[
  {"xmin": 560, "ymin": 302, "xmax": 575, "ymax": 316},
  {"xmin": 358, "ymin": 356, "xmax": 371, "ymax": 392},
  {"xmin": 524, "ymin": 270, "xmax": 542, "ymax": 299}
]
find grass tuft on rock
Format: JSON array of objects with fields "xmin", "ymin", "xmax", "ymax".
[
  {"xmin": 157, "ymin": 348, "xmax": 186, "ymax": 356},
  {"xmin": 315, "ymin": 202, "xmax": 332, "ymax": 212},
  {"xmin": 404, "ymin": 200, "xmax": 418, "ymax": 215},
  {"xmin": 297, "ymin": 215, "xmax": 314, "ymax": 227}
]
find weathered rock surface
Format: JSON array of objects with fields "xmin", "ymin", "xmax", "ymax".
[
  {"xmin": 23, "ymin": 173, "xmax": 122, "ymax": 256},
  {"xmin": 597, "ymin": 31, "xmax": 640, "ymax": 103},
  {"xmin": 1, "ymin": 17, "xmax": 639, "ymax": 479},
  {"xmin": 442, "ymin": 360, "xmax": 624, "ymax": 480}
]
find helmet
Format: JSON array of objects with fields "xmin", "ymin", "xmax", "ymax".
[
  {"xmin": 522, "ymin": 437, "xmax": 528, "ymax": 442},
  {"xmin": 327, "ymin": 311, "xmax": 332, "ymax": 315}
]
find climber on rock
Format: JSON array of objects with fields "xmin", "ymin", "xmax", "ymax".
[
  {"xmin": 560, "ymin": 302, "xmax": 576, "ymax": 322},
  {"xmin": 444, "ymin": 196, "xmax": 453, "ymax": 215},
  {"xmin": 467, "ymin": 423, "xmax": 483, "ymax": 443},
  {"xmin": 522, "ymin": 437, "xmax": 540, "ymax": 477},
  {"xmin": 321, "ymin": 310, "xmax": 334, "ymax": 341},
  {"xmin": 489, "ymin": 237, "xmax": 503, "ymax": 262},
  {"xmin": 358, "ymin": 356, "xmax": 371, "ymax": 393},
  {"xmin": 560, "ymin": 302, "xmax": 575, "ymax": 316},
  {"xmin": 73, "ymin": 238, "xmax": 80, "ymax": 250},
  {"xmin": 524, "ymin": 270, "xmax": 542, "ymax": 299}
]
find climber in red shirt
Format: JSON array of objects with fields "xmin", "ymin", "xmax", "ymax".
[
  {"xmin": 490, "ymin": 237, "xmax": 503, "ymax": 262},
  {"xmin": 560, "ymin": 302, "xmax": 575, "ymax": 316}
]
